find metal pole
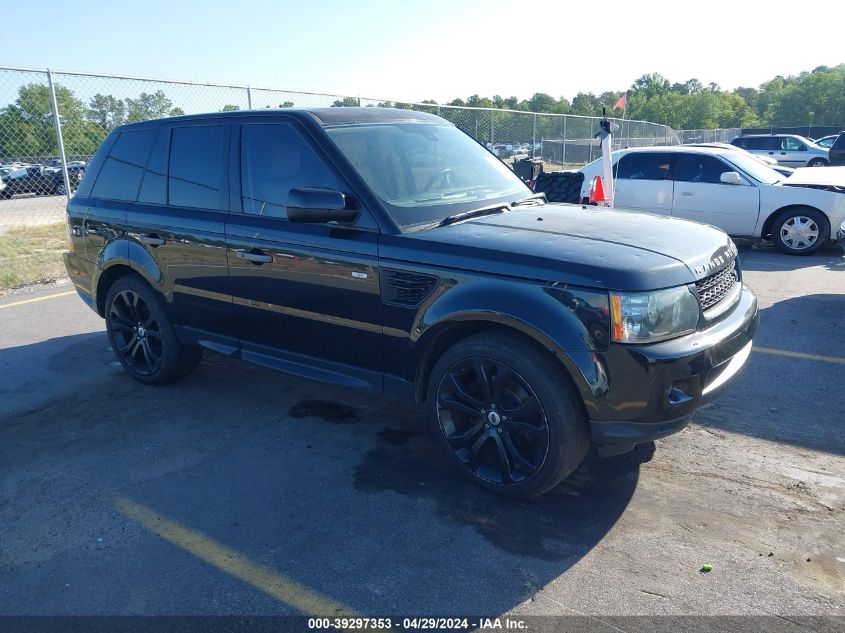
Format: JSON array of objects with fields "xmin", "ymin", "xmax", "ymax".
[
  {"xmin": 247, "ymin": 86, "xmax": 253, "ymax": 109},
  {"xmin": 490, "ymin": 112, "xmax": 494, "ymax": 145},
  {"xmin": 532, "ymin": 113, "xmax": 537, "ymax": 157},
  {"xmin": 47, "ymin": 69, "xmax": 71, "ymax": 201},
  {"xmin": 562, "ymin": 116, "xmax": 567, "ymax": 166},
  {"xmin": 437, "ymin": 103, "xmax": 441, "ymax": 116}
]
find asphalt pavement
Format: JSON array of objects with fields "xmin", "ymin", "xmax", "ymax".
[{"xmin": 0, "ymin": 245, "xmax": 843, "ymax": 621}]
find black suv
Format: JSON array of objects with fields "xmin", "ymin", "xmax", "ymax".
[
  {"xmin": 64, "ymin": 108, "xmax": 758, "ymax": 496},
  {"xmin": 829, "ymin": 133, "xmax": 845, "ymax": 166}
]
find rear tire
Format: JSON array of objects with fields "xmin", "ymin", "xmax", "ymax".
[
  {"xmin": 807, "ymin": 158, "xmax": 827, "ymax": 167},
  {"xmin": 771, "ymin": 207, "xmax": 829, "ymax": 255},
  {"xmin": 426, "ymin": 331, "xmax": 589, "ymax": 497},
  {"xmin": 105, "ymin": 275, "xmax": 202, "ymax": 384}
]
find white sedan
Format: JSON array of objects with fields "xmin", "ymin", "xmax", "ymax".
[{"xmin": 578, "ymin": 146, "xmax": 845, "ymax": 255}]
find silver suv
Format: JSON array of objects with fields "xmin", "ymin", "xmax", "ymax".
[{"xmin": 730, "ymin": 134, "xmax": 829, "ymax": 167}]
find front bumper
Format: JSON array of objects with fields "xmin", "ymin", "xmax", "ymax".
[{"xmin": 590, "ymin": 284, "xmax": 758, "ymax": 455}]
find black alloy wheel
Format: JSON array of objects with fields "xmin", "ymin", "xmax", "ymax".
[
  {"xmin": 109, "ymin": 288, "xmax": 165, "ymax": 377},
  {"xmin": 105, "ymin": 274, "xmax": 202, "ymax": 384},
  {"xmin": 427, "ymin": 331, "xmax": 589, "ymax": 497},
  {"xmin": 437, "ymin": 357, "xmax": 550, "ymax": 486}
]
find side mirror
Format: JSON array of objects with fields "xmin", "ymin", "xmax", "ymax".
[
  {"xmin": 287, "ymin": 187, "xmax": 359, "ymax": 224},
  {"xmin": 720, "ymin": 171, "xmax": 743, "ymax": 185}
]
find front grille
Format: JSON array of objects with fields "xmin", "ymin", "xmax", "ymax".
[{"xmin": 695, "ymin": 259, "xmax": 738, "ymax": 311}]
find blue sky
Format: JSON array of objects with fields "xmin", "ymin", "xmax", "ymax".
[{"xmin": 3, "ymin": 0, "xmax": 844, "ymax": 103}]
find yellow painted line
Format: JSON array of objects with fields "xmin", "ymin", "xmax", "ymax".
[
  {"xmin": 114, "ymin": 496, "xmax": 358, "ymax": 617},
  {"xmin": 753, "ymin": 346, "xmax": 845, "ymax": 365},
  {"xmin": 0, "ymin": 290, "xmax": 75, "ymax": 310}
]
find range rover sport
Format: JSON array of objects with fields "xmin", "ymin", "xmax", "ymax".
[{"xmin": 64, "ymin": 108, "xmax": 758, "ymax": 497}]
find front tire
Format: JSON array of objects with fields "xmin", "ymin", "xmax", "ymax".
[
  {"xmin": 771, "ymin": 207, "xmax": 829, "ymax": 255},
  {"xmin": 426, "ymin": 331, "xmax": 589, "ymax": 497},
  {"xmin": 105, "ymin": 275, "xmax": 202, "ymax": 384}
]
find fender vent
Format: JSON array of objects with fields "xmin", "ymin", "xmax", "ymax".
[{"xmin": 381, "ymin": 269, "xmax": 438, "ymax": 307}]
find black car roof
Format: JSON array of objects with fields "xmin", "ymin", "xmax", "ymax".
[{"xmin": 114, "ymin": 107, "xmax": 445, "ymax": 132}]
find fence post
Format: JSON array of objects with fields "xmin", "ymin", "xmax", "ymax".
[
  {"xmin": 47, "ymin": 69, "xmax": 71, "ymax": 201},
  {"xmin": 490, "ymin": 112, "xmax": 494, "ymax": 145},
  {"xmin": 437, "ymin": 103, "xmax": 441, "ymax": 117},
  {"xmin": 247, "ymin": 86, "xmax": 253, "ymax": 109},
  {"xmin": 562, "ymin": 116, "xmax": 567, "ymax": 166},
  {"xmin": 532, "ymin": 113, "xmax": 537, "ymax": 157}
]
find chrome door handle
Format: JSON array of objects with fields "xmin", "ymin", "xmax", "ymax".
[
  {"xmin": 139, "ymin": 234, "xmax": 166, "ymax": 246},
  {"xmin": 236, "ymin": 250, "xmax": 273, "ymax": 264},
  {"xmin": 681, "ymin": 192, "xmax": 694, "ymax": 196}
]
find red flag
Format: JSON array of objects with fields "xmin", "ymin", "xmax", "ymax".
[{"xmin": 614, "ymin": 93, "xmax": 627, "ymax": 110}]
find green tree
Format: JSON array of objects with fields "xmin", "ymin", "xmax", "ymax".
[
  {"xmin": 125, "ymin": 90, "xmax": 183, "ymax": 122},
  {"xmin": 87, "ymin": 94, "xmax": 126, "ymax": 129},
  {"xmin": 221, "ymin": 104, "xmax": 240, "ymax": 111},
  {"xmin": 331, "ymin": 97, "xmax": 359, "ymax": 107}
]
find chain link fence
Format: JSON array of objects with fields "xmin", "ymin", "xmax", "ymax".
[
  {"xmin": 677, "ymin": 128, "xmax": 742, "ymax": 144},
  {"xmin": 0, "ymin": 65, "xmax": 683, "ymax": 288}
]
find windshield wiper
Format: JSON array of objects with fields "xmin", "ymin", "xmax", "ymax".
[
  {"xmin": 510, "ymin": 192, "xmax": 546, "ymax": 207},
  {"xmin": 437, "ymin": 203, "xmax": 510, "ymax": 226}
]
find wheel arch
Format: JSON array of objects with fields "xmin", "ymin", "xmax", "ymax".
[
  {"xmin": 412, "ymin": 315, "xmax": 602, "ymax": 426},
  {"xmin": 94, "ymin": 241, "xmax": 165, "ymax": 316},
  {"xmin": 761, "ymin": 204, "xmax": 830, "ymax": 241}
]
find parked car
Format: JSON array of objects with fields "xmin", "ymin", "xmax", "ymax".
[
  {"xmin": 0, "ymin": 164, "xmax": 85, "ymax": 198},
  {"xmin": 813, "ymin": 134, "xmax": 842, "ymax": 149},
  {"xmin": 687, "ymin": 142, "xmax": 794, "ymax": 177},
  {"xmin": 64, "ymin": 108, "xmax": 758, "ymax": 497},
  {"xmin": 730, "ymin": 134, "xmax": 829, "ymax": 167},
  {"xmin": 829, "ymin": 133, "xmax": 845, "ymax": 167},
  {"xmin": 578, "ymin": 146, "xmax": 845, "ymax": 254}
]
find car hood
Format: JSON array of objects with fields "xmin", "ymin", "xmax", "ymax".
[
  {"xmin": 781, "ymin": 166, "xmax": 845, "ymax": 188},
  {"xmin": 385, "ymin": 203, "xmax": 735, "ymax": 291}
]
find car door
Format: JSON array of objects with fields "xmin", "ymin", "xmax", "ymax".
[
  {"xmin": 612, "ymin": 152, "xmax": 674, "ymax": 214},
  {"xmin": 124, "ymin": 122, "xmax": 235, "ymax": 341},
  {"xmin": 780, "ymin": 137, "xmax": 809, "ymax": 167},
  {"xmin": 671, "ymin": 153, "xmax": 760, "ymax": 236},
  {"xmin": 225, "ymin": 119, "xmax": 383, "ymax": 381}
]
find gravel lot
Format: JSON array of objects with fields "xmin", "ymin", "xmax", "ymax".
[
  {"xmin": 0, "ymin": 195, "xmax": 67, "ymax": 235},
  {"xmin": 0, "ymin": 244, "xmax": 843, "ymax": 623}
]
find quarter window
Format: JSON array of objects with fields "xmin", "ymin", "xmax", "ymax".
[
  {"xmin": 90, "ymin": 129, "xmax": 156, "ymax": 201},
  {"xmin": 240, "ymin": 124, "xmax": 341, "ymax": 219},
  {"xmin": 615, "ymin": 153, "xmax": 673, "ymax": 181},
  {"xmin": 168, "ymin": 126, "xmax": 228, "ymax": 210},
  {"xmin": 138, "ymin": 129, "xmax": 169, "ymax": 205}
]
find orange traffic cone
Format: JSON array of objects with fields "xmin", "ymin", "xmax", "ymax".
[{"xmin": 589, "ymin": 176, "xmax": 607, "ymax": 204}]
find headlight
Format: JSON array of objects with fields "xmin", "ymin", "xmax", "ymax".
[{"xmin": 610, "ymin": 286, "xmax": 699, "ymax": 343}]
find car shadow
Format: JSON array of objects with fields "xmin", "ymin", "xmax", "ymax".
[
  {"xmin": 1, "ymin": 334, "xmax": 647, "ymax": 616},
  {"xmin": 737, "ymin": 241, "xmax": 844, "ymax": 273},
  {"xmin": 693, "ymin": 293, "xmax": 844, "ymax": 456}
]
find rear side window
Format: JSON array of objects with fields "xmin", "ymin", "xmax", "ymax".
[
  {"xmin": 240, "ymin": 124, "xmax": 341, "ymax": 219},
  {"xmin": 616, "ymin": 152, "xmax": 673, "ymax": 181},
  {"xmin": 731, "ymin": 138, "xmax": 747, "ymax": 148},
  {"xmin": 832, "ymin": 134, "xmax": 845, "ymax": 150},
  {"xmin": 138, "ymin": 129, "xmax": 169, "ymax": 205},
  {"xmin": 168, "ymin": 126, "xmax": 228, "ymax": 210},
  {"xmin": 90, "ymin": 129, "xmax": 156, "ymax": 201},
  {"xmin": 675, "ymin": 154, "xmax": 731, "ymax": 184}
]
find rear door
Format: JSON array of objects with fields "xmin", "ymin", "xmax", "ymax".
[
  {"xmin": 612, "ymin": 152, "xmax": 674, "ymax": 214},
  {"xmin": 225, "ymin": 119, "xmax": 383, "ymax": 380},
  {"xmin": 671, "ymin": 153, "xmax": 759, "ymax": 236},
  {"xmin": 125, "ymin": 122, "xmax": 235, "ymax": 339},
  {"xmin": 780, "ymin": 137, "xmax": 809, "ymax": 167}
]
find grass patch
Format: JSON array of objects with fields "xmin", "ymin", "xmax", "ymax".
[{"xmin": 0, "ymin": 223, "xmax": 68, "ymax": 291}]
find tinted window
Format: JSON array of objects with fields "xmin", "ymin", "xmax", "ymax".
[
  {"xmin": 168, "ymin": 126, "xmax": 227, "ymax": 210},
  {"xmin": 90, "ymin": 130, "xmax": 155, "ymax": 201},
  {"xmin": 782, "ymin": 137, "xmax": 806, "ymax": 151},
  {"xmin": 743, "ymin": 137, "xmax": 778, "ymax": 150},
  {"xmin": 675, "ymin": 155, "xmax": 732, "ymax": 184},
  {"xmin": 832, "ymin": 134, "xmax": 845, "ymax": 150},
  {"xmin": 615, "ymin": 152, "xmax": 673, "ymax": 180},
  {"xmin": 241, "ymin": 124, "xmax": 341, "ymax": 219},
  {"xmin": 731, "ymin": 138, "xmax": 747, "ymax": 148},
  {"xmin": 138, "ymin": 128, "xmax": 169, "ymax": 204}
]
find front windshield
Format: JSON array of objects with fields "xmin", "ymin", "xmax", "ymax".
[
  {"xmin": 325, "ymin": 123, "xmax": 529, "ymax": 228},
  {"xmin": 722, "ymin": 151, "xmax": 782, "ymax": 185}
]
